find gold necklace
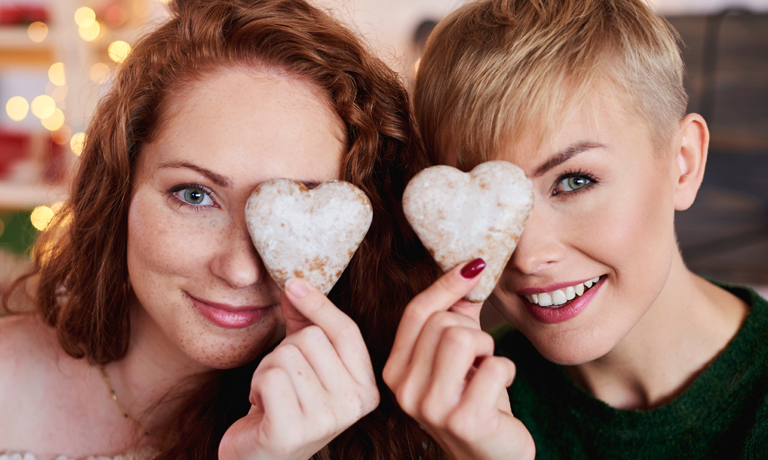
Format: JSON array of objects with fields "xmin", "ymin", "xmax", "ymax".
[{"xmin": 99, "ymin": 365, "xmax": 151, "ymax": 436}]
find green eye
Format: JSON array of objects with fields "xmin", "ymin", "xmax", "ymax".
[
  {"xmin": 566, "ymin": 176, "xmax": 589, "ymax": 191},
  {"xmin": 184, "ymin": 188, "xmax": 204, "ymax": 204},
  {"xmin": 180, "ymin": 187, "xmax": 214, "ymax": 206}
]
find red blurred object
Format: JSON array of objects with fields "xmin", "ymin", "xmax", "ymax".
[
  {"xmin": 0, "ymin": 131, "xmax": 30, "ymax": 179},
  {"xmin": 0, "ymin": 4, "xmax": 49, "ymax": 26}
]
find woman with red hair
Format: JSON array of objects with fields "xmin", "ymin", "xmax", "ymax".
[{"xmin": 0, "ymin": 0, "xmax": 439, "ymax": 458}]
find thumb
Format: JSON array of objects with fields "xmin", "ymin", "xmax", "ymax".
[
  {"xmin": 279, "ymin": 290, "xmax": 312, "ymax": 336},
  {"xmin": 449, "ymin": 299, "xmax": 484, "ymax": 325}
]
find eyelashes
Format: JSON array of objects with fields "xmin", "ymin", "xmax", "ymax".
[{"xmin": 167, "ymin": 183, "xmax": 219, "ymax": 211}]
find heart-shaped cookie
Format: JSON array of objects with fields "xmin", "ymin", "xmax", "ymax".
[
  {"xmin": 403, "ymin": 161, "xmax": 533, "ymax": 302},
  {"xmin": 246, "ymin": 179, "xmax": 373, "ymax": 295}
]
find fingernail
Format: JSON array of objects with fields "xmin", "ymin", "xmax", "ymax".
[
  {"xmin": 285, "ymin": 278, "xmax": 308, "ymax": 297},
  {"xmin": 461, "ymin": 258, "xmax": 486, "ymax": 279}
]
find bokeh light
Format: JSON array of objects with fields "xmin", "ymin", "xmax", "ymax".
[
  {"xmin": 52, "ymin": 125, "xmax": 72, "ymax": 145},
  {"xmin": 30, "ymin": 206, "xmax": 54, "ymax": 231},
  {"xmin": 31, "ymin": 95, "xmax": 56, "ymax": 119},
  {"xmin": 89, "ymin": 63, "xmax": 111, "ymax": 84},
  {"xmin": 74, "ymin": 7, "xmax": 96, "ymax": 28},
  {"xmin": 79, "ymin": 20, "xmax": 101, "ymax": 42},
  {"xmin": 108, "ymin": 41, "xmax": 132, "ymax": 63},
  {"xmin": 42, "ymin": 108, "xmax": 65, "ymax": 131},
  {"xmin": 28, "ymin": 22, "xmax": 48, "ymax": 42},
  {"xmin": 50, "ymin": 85, "xmax": 68, "ymax": 103},
  {"xmin": 70, "ymin": 132, "xmax": 86, "ymax": 156},
  {"xmin": 48, "ymin": 63, "xmax": 66, "ymax": 86},
  {"xmin": 6, "ymin": 96, "xmax": 29, "ymax": 121}
]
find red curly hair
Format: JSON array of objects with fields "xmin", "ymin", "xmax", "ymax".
[{"xmin": 5, "ymin": 0, "xmax": 443, "ymax": 458}]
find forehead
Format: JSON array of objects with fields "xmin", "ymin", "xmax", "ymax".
[
  {"xmin": 491, "ymin": 85, "xmax": 652, "ymax": 171},
  {"xmin": 144, "ymin": 67, "xmax": 345, "ymax": 185}
]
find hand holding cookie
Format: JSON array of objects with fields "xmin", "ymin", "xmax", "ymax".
[{"xmin": 403, "ymin": 161, "xmax": 533, "ymax": 302}]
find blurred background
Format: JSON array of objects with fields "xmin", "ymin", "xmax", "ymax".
[{"xmin": 0, "ymin": 0, "xmax": 766, "ymax": 316}]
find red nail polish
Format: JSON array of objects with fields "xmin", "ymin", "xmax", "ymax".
[{"xmin": 461, "ymin": 258, "xmax": 486, "ymax": 279}]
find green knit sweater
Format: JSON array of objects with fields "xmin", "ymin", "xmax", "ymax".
[{"xmin": 494, "ymin": 285, "xmax": 768, "ymax": 459}]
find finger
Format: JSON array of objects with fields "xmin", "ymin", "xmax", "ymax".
[
  {"xmin": 425, "ymin": 327, "xmax": 496, "ymax": 414},
  {"xmin": 252, "ymin": 366, "xmax": 302, "ymax": 431},
  {"xmin": 449, "ymin": 298, "xmax": 485, "ymax": 324},
  {"xmin": 460, "ymin": 356, "xmax": 517, "ymax": 415},
  {"xmin": 283, "ymin": 278, "xmax": 373, "ymax": 385},
  {"xmin": 386, "ymin": 259, "xmax": 486, "ymax": 380},
  {"xmin": 280, "ymin": 290, "xmax": 311, "ymax": 336},
  {"xmin": 259, "ymin": 343, "xmax": 331, "ymax": 416}
]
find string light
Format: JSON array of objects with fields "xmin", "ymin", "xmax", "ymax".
[
  {"xmin": 108, "ymin": 41, "xmax": 132, "ymax": 63},
  {"xmin": 30, "ymin": 206, "xmax": 55, "ymax": 231},
  {"xmin": 48, "ymin": 63, "xmax": 66, "ymax": 86},
  {"xmin": 74, "ymin": 7, "xmax": 96, "ymax": 28},
  {"xmin": 31, "ymin": 95, "xmax": 56, "ymax": 119},
  {"xmin": 27, "ymin": 22, "xmax": 48, "ymax": 42},
  {"xmin": 42, "ymin": 108, "xmax": 65, "ymax": 131},
  {"xmin": 70, "ymin": 132, "xmax": 86, "ymax": 156},
  {"xmin": 6, "ymin": 97, "xmax": 29, "ymax": 121}
]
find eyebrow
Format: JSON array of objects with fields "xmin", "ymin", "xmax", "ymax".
[
  {"xmin": 532, "ymin": 141, "xmax": 606, "ymax": 178},
  {"xmin": 159, "ymin": 161, "xmax": 324, "ymax": 189},
  {"xmin": 159, "ymin": 161, "xmax": 232, "ymax": 187}
]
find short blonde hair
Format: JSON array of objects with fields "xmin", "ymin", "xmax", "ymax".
[{"xmin": 414, "ymin": 0, "xmax": 689, "ymax": 170}]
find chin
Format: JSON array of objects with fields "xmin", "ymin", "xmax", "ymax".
[{"xmin": 528, "ymin": 333, "xmax": 615, "ymax": 366}]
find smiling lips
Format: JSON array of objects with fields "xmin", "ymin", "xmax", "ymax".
[
  {"xmin": 187, "ymin": 292, "xmax": 273, "ymax": 329},
  {"xmin": 517, "ymin": 276, "xmax": 604, "ymax": 325},
  {"xmin": 523, "ymin": 276, "xmax": 601, "ymax": 308}
]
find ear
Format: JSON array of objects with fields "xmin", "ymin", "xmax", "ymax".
[{"xmin": 673, "ymin": 113, "xmax": 709, "ymax": 211}]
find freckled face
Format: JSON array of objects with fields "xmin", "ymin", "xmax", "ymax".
[
  {"xmin": 127, "ymin": 68, "xmax": 345, "ymax": 369},
  {"xmin": 491, "ymin": 88, "xmax": 680, "ymax": 365}
]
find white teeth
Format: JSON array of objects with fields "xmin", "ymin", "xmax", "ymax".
[
  {"xmin": 538, "ymin": 292, "xmax": 553, "ymax": 307},
  {"xmin": 525, "ymin": 276, "xmax": 601, "ymax": 308},
  {"xmin": 551, "ymin": 290, "xmax": 567, "ymax": 305}
]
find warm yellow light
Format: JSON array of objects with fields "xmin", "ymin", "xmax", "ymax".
[
  {"xmin": 6, "ymin": 96, "xmax": 29, "ymax": 121},
  {"xmin": 70, "ymin": 132, "xmax": 86, "ymax": 156},
  {"xmin": 42, "ymin": 108, "xmax": 65, "ymax": 131},
  {"xmin": 48, "ymin": 62, "xmax": 66, "ymax": 86},
  {"xmin": 52, "ymin": 125, "xmax": 72, "ymax": 145},
  {"xmin": 89, "ymin": 63, "xmax": 111, "ymax": 84},
  {"xmin": 27, "ymin": 22, "xmax": 48, "ymax": 42},
  {"xmin": 51, "ymin": 85, "xmax": 68, "ymax": 103},
  {"xmin": 31, "ymin": 95, "xmax": 56, "ymax": 119},
  {"xmin": 108, "ymin": 41, "xmax": 132, "ymax": 63},
  {"xmin": 74, "ymin": 7, "xmax": 96, "ymax": 28},
  {"xmin": 79, "ymin": 21, "xmax": 101, "ymax": 42},
  {"xmin": 31, "ymin": 206, "xmax": 55, "ymax": 231}
]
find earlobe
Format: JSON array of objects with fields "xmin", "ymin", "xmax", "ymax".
[{"xmin": 673, "ymin": 113, "xmax": 709, "ymax": 211}]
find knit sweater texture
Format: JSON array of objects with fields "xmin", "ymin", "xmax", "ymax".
[{"xmin": 494, "ymin": 285, "xmax": 768, "ymax": 459}]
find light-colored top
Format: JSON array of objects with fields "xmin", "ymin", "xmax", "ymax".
[{"xmin": 0, "ymin": 449, "xmax": 151, "ymax": 460}]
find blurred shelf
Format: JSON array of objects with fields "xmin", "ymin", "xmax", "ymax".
[
  {"xmin": 0, "ymin": 26, "xmax": 55, "ymax": 67},
  {"xmin": 0, "ymin": 182, "xmax": 67, "ymax": 211}
]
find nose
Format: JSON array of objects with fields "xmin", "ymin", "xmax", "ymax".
[
  {"xmin": 510, "ymin": 201, "xmax": 566, "ymax": 275},
  {"xmin": 211, "ymin": 217, "xmax": 267, "ymax": 289}
]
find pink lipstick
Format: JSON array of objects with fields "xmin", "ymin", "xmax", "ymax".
[{"xmin": 187, "ymin": 292, "xmax": 272, "ymax": 329}]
